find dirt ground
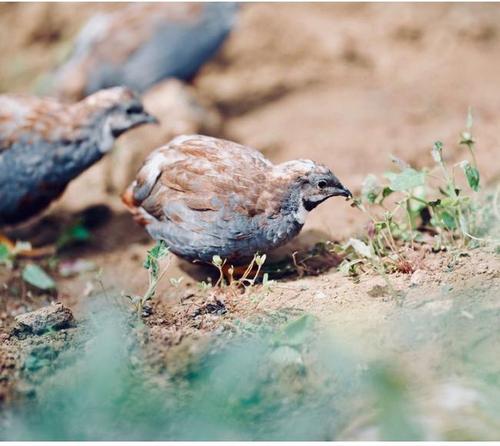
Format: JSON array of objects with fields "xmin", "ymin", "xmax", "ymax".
[{"xmin": 1, "ymin": 3, "xmax": 500, "ymax": 440}]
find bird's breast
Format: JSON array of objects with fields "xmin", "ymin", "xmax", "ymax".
[{"xmin": 146, "ymin": 202, "xmax": 304, "ymax": 264}]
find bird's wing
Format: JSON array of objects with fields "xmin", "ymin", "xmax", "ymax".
[
  {"xmin": 0, "ymin": 95, "xmax": 73, "ymax": 152},
  {"xmin": 127, "ymin": 135, "xmax": 274, "ymax": 223}
]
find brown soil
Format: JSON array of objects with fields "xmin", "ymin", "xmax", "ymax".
[{"xmin": 1, "ymin": 3, "xmax": 500, "ymax": 436}]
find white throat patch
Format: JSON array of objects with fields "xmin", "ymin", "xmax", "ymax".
[
  {"xmin": 293, "ymin": 200, "xmax": 309, "ymax": 225},
  {"xmin": 99, "ymin": 118, "xmax": 115, "ymax": 153}
]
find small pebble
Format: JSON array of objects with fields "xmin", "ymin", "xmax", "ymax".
[
  {"xmin": 410, "ymin": 269, "xmax": 426, "ymax": 287},
  {"xmin": 58, "ymin": 259, "xmax": 96, "ymax": 277},
  {"xmin": 314, "ymin": 291, "xmax": 328, "ymax": 300},
  {"xmin": 12, "ymin": 303, "xmax": 75, "ymax": 336}
]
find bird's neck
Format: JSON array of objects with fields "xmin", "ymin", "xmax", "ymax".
[
  {"xmin": 50, "ymin": 137, "xmax": 105, "ymax": 185},
  {"xmin": 71, "ymin": 104, "xmax": 117, "ymax": 154},
  {"xmin": 49, "ymin": 114, "xmax": 112, "ymax": 183},
  {"xmin": 268, "ymin": 168, "xmax": 310, "ymax": 226},
  {"xmin": 95, "ymin": 117, "xmax": 116, "ymax": 153},
  {"xmin": 256, "ymin": 182, "xmax": 306, "ymax": 249},
  {"xmin": 279, "ymin": 182, "xmax": 308, "ymax": 225}
]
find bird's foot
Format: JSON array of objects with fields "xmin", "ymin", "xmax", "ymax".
[{"xmin": 0, "ymin": 235, "xmax": 55, "ymax": 258}]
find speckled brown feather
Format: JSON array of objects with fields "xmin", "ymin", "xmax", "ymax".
[
  {"xmin": 123, "ymin": 135, "xmax": 301, "ymax": 225},
  {"xmin": 0, "ymin": 87, "xmax": 138, "ymax": 151}
]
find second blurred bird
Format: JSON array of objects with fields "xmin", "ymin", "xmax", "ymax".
[{"xmin": 51, "ymin": 3, "xmax": 238, "ymax": 101}]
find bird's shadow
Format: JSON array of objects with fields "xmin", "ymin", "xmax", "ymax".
[{"xmin": 5, "ymin": 204, "xmax": 150, "ymax": 256}]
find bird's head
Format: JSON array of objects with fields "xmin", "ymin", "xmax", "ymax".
[
  {"xmin": 80, "ymin": 86, "xmax": 158, "ymax": 152},
  {"xmin": 297, "ymin": 162, "xmax": 351, "ymax": 211},
  {"xmin": 276, "ymin": 159, "xmax": 351, "ymax": 215}
]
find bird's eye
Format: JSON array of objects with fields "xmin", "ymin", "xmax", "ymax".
[
  {"xmin": 317, "ymin": 180, "xmax": 328, "ymax": 189},
  {"xmin": 126, "ymin": 104, "xmax": 143, "ymax": 114}
]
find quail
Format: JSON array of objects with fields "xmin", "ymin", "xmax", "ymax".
[
  {"xmin": 123, "ymin": 135, "xmax": 351, "ymax": 265},
  {"xmin": 53, "ymin": 3, "xmax": 237, "ymax": 101},
  {"xmin": 0, "ymin": 86, "xmax": 156, "ymax": 237}
]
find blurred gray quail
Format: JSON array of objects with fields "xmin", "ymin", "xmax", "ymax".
[
  {"xmin": 0, "ymin": 86, "xmax": 156, "ymax": 229},
  {"xmin": 53, "ymin": 3, "xmax": 237, "ymax": 100}
]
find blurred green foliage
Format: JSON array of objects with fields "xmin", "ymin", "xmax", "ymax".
[{"xmin": 2, "ymin": 279, "xmax": 500, "ymax": 440}]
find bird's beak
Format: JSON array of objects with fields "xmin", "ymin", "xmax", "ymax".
[
  {"xmin": 141, "ymin": 112, "xmax": 159, "ymax": 125},
  {"xmin": 332, "ymin": 185, "xmax": 352, "ymax": 198}
]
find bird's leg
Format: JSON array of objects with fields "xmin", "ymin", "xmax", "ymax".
[
  {"xmin": 17, "ymin": 245, "xmax": 56, "ymax": 258},
  {"xmin": 0, "ymin": 234, "xmax": 55, "ymax": 258}
]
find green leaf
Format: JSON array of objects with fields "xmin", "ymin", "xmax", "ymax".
[
  {"xmin": 440, "ymin": 211, "xmax": 457, "ymax": 230},
  {"xmin": 386, "ymin": 168, "xmax": 426, "ymax": 192},
  {"xmin": 460, "ymin": 161, "xmax": 480, "ymax": 191},
  {"xmin": 255, "ymin": 253, "xmax": 267, "ymax": 266},
  {"xmin": 390, "ymin": 155, "xmax": 410, "ymax": 171},
  {"xmin": 345, "ymin": 238, "xmax": 372, "ymax": 259},
  {"xmin": 440, "ymin": 197, "xmax": 458, "ymax": 208},
  {"xmin": 144, "ymin": 240, "xmax": 169, "ymax": 279},
  {"xmin": 277, "ymin": 314, "xmax": 315, "ymax": 346},
  {"xmin": 150, "ymin": 240, "xmax": 169, "ymax": 260},
  {"xmin": 70, "ymin": 225, "xmax": 91, "ymax": 241},
  {"xmin": 22, "ymin": 264, "xmax": 56, "ymax": 290},
  {"xmin": 431, "ymin": 141, "xmax": 443, "ymax": 163},
  {"xmin": 262, "ymin": 272, "xmax": 270, "ymax": 287},
  {"xmin": 211, "ymin": 255, "xmax": 223, "ymax": 267},
  {"xmin": 384, "ymin": 172, "xmax": 396, "ymax": 183},
  {"xmin": 382, "ymin": 187, "xmax": 394, "ymax": 198},
  {"xmin": 0, "ymin": 243, "xmax": 12, "ymax": 266},
  {"xmin": 466, "ymin": 106, "xmax": 473, "ymax": 130},
  {"xmin": 459, "ymin": 131, "xmax": 475, "ymax": 147},
  {"xmin": 56, "ymin": 222, "xmax": 91, "ymax": 249},
  {"xmin": 338, "ymin": 259, "xmax": 363, "ymax": 276},
  {"xmin": 0, "ymin": 243, "xmax": 9, "ymax": 260},
  {"xmin": 408, "ymin": 186, "xmax": 427, "ymax": 215},
  {"xmin": 361, "ymin": 174, "xmax": 381, "ymax": 204},
  {"xmin": 459, "ymin": 214, "xmax": 469, "ymax": 234}
]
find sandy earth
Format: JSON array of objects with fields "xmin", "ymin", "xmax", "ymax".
[{"xmin": 1, "ymin": 3, "xmax": 500, "ymax": 439}]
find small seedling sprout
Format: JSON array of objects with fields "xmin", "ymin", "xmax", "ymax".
[
  {"xmin": 210, "ymin": 252, "xmax": 268, "ymax": 290},
  {"xmin": 127, "ymin": 240, "xmax": 171, "ymax": 314}
]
